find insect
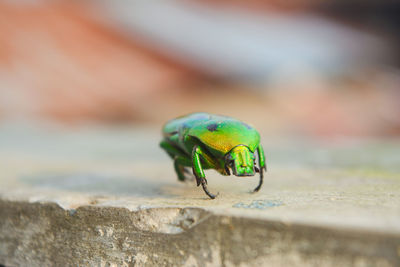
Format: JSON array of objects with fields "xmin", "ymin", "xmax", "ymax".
[{"xmin": 160, "ymin": 112, "xmax": 266, "ymax": 199}]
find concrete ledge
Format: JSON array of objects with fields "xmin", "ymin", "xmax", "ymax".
[
  {"xmin": 1, "ymin": 125, "xmax": 400, "ymax": 266},
  {"xmin": 1, "ymin": 200, "xmax": 400, "ymax": 267}
]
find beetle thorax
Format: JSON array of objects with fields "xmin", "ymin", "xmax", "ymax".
[{"xmin": 226, "ymin": 145, "xmax": 255, "ymax": 177}]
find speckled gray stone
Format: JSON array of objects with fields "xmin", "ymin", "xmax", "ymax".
[{"xmin": 1, "ymin": 124, "xmax": 400, "ymax": 266}]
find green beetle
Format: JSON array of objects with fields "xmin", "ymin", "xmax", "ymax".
[{"xmin": 160, "ymin": 112, "xmax": 266, "ymax": 199}]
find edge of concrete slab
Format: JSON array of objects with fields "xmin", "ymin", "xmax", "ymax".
[{"xmin": 1, "ymin": 199, "xmax": 400, "ymax": 267}]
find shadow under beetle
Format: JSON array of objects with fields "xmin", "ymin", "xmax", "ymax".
[{"xmin": 160, "ymin": 112, "xmax": 266, "ymax": 199}]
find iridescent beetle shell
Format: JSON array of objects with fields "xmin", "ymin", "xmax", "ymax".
[{"xmin": 160, "ymin": 112, "xmax": 266, "ymax": 199}]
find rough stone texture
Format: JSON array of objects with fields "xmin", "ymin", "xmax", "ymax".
[{"xmin": 1, "ymin": 124, "xmax": 400, "ymax": 266}]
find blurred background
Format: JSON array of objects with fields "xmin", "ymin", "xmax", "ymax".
[{"xmin": 0, "ymin": 0, "xmax": 400, "ymax": 138}]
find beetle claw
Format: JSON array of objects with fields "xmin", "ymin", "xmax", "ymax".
[
  {"xmin": 195, "ymin": 176, "xmax": 202, "ymax": 186},
  {"xmin": 253, "ymin": 166, "xmax": 264, "ymax": 192},
  {"xmin": 201, "ymin": 179, "xmax": 218, "ymax": 199}
]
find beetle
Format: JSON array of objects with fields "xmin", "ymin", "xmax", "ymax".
[{"xmin": 160, "ymin": 112, "xmax": 266, "ymax": 199}]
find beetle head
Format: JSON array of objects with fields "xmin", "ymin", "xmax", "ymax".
[{"xmin": 226, "ymin": 145, "xmax": 255, "ymax": 177}]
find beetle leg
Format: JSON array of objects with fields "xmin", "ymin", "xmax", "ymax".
[
  {"xmin": 201, "ymin": 179, "xmax": 218, "ymax": 199},
  {"xmin": 225, "ymin": 166, "xmax": 231, "ymax": 175},
  {"xmin": 192, "ymin": 145, "xmax": 218, "ymax": 199},
  {"xmin": 161, "ymin": 140, "xmax": 194, "ymax": 181},
  {"xmin": 174, "ymin": 157, "xmax": 186, "ymax": 181},
  {"xmin": 253, "ymin": 145, "xmax": 266, "ymax": 192},
  {"xmin": 253, "ymin": 167, "xmax": 264, "ymax": 192},
  {"xmin": 160, "ymin": 140, "xmax": 187, "ymax": 159},
  {"xmin": 192, "ymin": 145, "xmax": 205, "ymax": 184},
  {"xmin": 174, "ymin": 156, "xmax": 192, "ymax": 181}
]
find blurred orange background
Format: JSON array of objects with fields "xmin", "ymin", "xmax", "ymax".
[{"xmin": 0, "ymin": 0, "xmax": 399, "ymax": 137}]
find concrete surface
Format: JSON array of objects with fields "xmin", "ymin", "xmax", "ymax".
[{"xmin": 1, "ymin": 124, "xmax": 400, "ymax": 266}]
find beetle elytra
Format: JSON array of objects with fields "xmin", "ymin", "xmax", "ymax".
[{"xmin": 160, "ymin": 112, "xmax": 266, "ymax": 199}]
